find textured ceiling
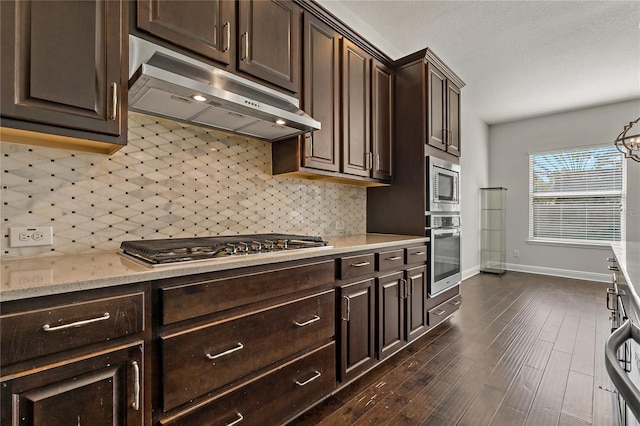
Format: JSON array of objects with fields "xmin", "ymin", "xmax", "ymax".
[{"xmin": 316, "ymin": 0, "xmax": 640, "ymax": 124}]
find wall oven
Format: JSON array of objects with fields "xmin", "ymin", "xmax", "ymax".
[
  {"xmin": 428, "ymin": 157, "xmax": 460, "ymax": 213},
  {"xmin": 428, "ymin": 214, "xmax": 462, "ymax": 296}
]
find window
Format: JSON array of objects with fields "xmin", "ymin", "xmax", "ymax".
[{"xmin": 529, "ymin": 145, "xmax": 625, "ymax": 244}]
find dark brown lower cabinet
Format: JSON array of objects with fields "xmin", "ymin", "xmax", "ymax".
[
  {"xmin": 377, "ymin": 271, "xmax": 406, "ymax": 359},
  {"xmin": 160, "ymin": 342, "xmax": 335, "ymax": 426},
  {"xmin": 339, "ymin": 278, "xmax": 376, "ymax": 382},
  {"xmin": 406, "ymin": 265, "xmax": 428, "ymax": 342},
  {"xmin": 0, "ymin": 342, "xmax": 144, "ymax": 426}
]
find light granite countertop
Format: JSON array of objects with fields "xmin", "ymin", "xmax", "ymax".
[
  {"xmin": 611, "ymin": 241, "xmax": 640, "ymax": 303},
  {"xmin": 0, "ymin": 234, "xmax": 428, "ymax": 301}
]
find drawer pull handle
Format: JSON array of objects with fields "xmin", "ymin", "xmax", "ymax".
[
  {"xmin": 131, "ymin": 361, "xmax": 140, "ymax": 410},
  {"xmin": 450, "ymin": 300, "xmax": 461, "ymax": 306},
  {"xmin": 411, "ymin": 251, "xmax": 426, "ymax": 256},
  {"xmin": 295, "ymin": 370, "xmax": 322, "ymax": 387},
  {"xmin": 386, "ymin": 256, "xmax": 402, "ymax": 261},
  {"xmin": 42, "ymin": 312, "xmax": 110, "ymax": 332},
  {"xmin": 226, "ymin": 413, "xmax": 244, "ymax": 426},
  {"xmin": 351, "ymin": 261, "xmax": 371, "ymax": 267},
  {"xmin": 206, "ymin": 342, "xmax": 244, "ymax": 362},
  {"xmin": 432, "ymin": 309, "xmax": 446, "ymax": 316},
  {"xmin": 608, "ymin": 265, "xmax": 620, "ymax": 271},
  {"xmin": 294, "ymin": 315, "xmax": 321, "ymax": 327}
]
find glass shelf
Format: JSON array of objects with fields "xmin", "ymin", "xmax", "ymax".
[{"xmin": 480, "ymin": 187, "xmax": 507, "ymax": 274}]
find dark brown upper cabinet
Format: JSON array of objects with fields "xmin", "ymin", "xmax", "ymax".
[
  {"xmin": 371, "ymin": 60, "xmax": 393, "ymax": 182},
  {"xmin": 427, "ymin": 60, "xmax": 462, "ymax": 157},
  {"xmin": 298, "ymin": 13, "xmax": 341, "ymax": 173},
  {"xmin": 0, "ymin": 0, "xmax": 128, "ymax": 153},
  {"xmin": 237, "ymin": 0, "xmax": 301, "ymax": 93},
  {"xmin": 272, "ymin": 27, "xmax": 392, "ymax": 186},
  {"xmin": 341, "ymin": 39, "xmax": 371, "ymax": 178},
  {"xmin": 137, "ymin": 0, "xmax": 235, "ymax": 66}
]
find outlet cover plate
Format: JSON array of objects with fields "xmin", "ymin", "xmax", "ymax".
[{"xmin": 10, "ymin": 227, "xmax": 54, "ymax": 247}]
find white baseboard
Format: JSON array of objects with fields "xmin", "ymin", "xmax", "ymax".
[
  {"xmin": 462, "ymin": 265, "xmax": 480, "ymax": 281},
  {"xmin": 505, "ymin": 262, "xmax": 609, "ymax": 283}
]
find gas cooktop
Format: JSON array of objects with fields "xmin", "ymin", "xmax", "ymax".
[{"xmin": 120, "ymin": 234, "xmax": 332, "ymax": 267}]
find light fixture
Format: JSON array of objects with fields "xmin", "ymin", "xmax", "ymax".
[
  {"xmin": 275, "ymin": 119, "xmax": 286, "ymax": 125},
  {"xmin": 192, "ymin": 94, "xmax": 207, "ymax": 102},
  {"xmin": 614, "ymin": 117, "xmax": 640, "ymax": 162}
]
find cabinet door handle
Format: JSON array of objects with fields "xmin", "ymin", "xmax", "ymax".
[
  {"xmin": 385, "ymin": 256, "xmax": 402, "ymax": 261},
  {"xmin": 206, "ymin": 342, "xmax": 244, "ymax": 362},
  {"xmin": 411, "ymin": 251, "xmax": 426, "ymax": 256},
  {"xmin": 226, "ymin": 413, "xmax": 244, "ymax": 426},
  {"xmin": 295, "ymin": 370, "xmax": 322, "ymax": 387},
  {"xmin": 374, "ymin": 153, "xmax": 381, "ymax": 171},
  {"xmin": 607, "ymin": 257, "xmax": 617, "ymax": 263},
  {"xmin": 294, "ymin": 315, "xmax": 320, "ymax": 327},
  {"xmin": 131, "ymin": 361, "xmax": 140, "ymax": 410},
  {"xmin": 342, "ymin": 296, "xmax": 351, "ymax": 321},
  {"xmin": 608, "ymin": 265, "xmax": 620, "ymax": 271},
  {"xmin": 110, "ymin": 82, "xmax": 118, "ymax": 120},
  {"xmin": 351, "ymin": 261, "xmax": 371, "ymax": 267},
  {"xmin": 241, "ymin": 32, "xmax": 249, "ymax": 61},
  {"xmin": 223, "ymin": 22, "xmax": 230, "ymax": 52},
  {"xmin": 432, "ymin": 309, "xmax": 446, "ymax": 316},
  {"xmin": 42, "ymin": 312, "xmax": 110, "ymax": 332},
  {"xmin": 450, "ymin": 299, "xmax": 461, "ymax": 306}
]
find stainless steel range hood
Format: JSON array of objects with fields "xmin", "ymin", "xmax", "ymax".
[{"xmin": 128, "ymin": 35, "xmax": 320, "ymax": 141}]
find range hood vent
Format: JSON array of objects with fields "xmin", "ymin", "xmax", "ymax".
[{"xmin": 128, "ymin": 36, "xmax": 320, "ymax": 142}]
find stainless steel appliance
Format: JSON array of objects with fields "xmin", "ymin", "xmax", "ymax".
[
  {"xmin": 427, "ymin": 214, "xmax": 461, "ymax": 296},
  {"xmin": 120, "ymin": 234, "xmax": 331, "ymax": 267},
  {"xmin": 427, "ymin": 156, "xmax": 460, "ymax": 213},
  {"xmin": 606, "ymin": 257, "xmax": 640, "ymax": 426},
  {"xmin": 128, "ymin": 36, "xmax": 320, "ymax": 142}
]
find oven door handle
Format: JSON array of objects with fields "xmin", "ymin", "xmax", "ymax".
[
  {"xmin": 432, "ymin": 229, "xmax": 460, "ymax": 237},
  {"xmin": 605, "ymin": 318, "xmax": 640, "ymax": 421}
]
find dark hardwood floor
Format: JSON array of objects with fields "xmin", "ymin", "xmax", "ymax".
[{"xmin": 290, "ymin": 272, "xmax": 616, "ymax": 426}]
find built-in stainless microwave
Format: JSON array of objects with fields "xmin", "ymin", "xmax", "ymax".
[{"xmin": 428, "ymin": 157, "xmax": 460, "ymax": 212}]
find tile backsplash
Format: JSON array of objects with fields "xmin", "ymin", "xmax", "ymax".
[{"xmin": 1, "ymin": 113, "xmax": 366, "ymax": 259}]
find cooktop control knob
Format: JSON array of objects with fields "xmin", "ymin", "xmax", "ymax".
[
  {"xmin": 264, "ymin": 240, "xmax": 274, "ymax": 250},
  {"xmin": 251, "ymin": 241, "xmax": 262, "ymax": 251},
  {"xmin": 225, "ymin": 243, "xmax": 237, "ymax": 255},
  {"xmin": 237, "ymin": 242, "xmax": 249, "ymax": 253},
  {"xmin": 275, "ymin": 239, "xmax": 288, "ymax": 249}
]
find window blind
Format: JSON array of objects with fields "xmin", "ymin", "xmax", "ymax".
[{"xmin": 529, "ymin": 145, "xmax": 625, "ymax": 243}]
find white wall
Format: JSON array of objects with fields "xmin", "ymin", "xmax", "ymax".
[
  {"xmin": 461, "ymin": 102, "xmax": 489, "ymax": 279},
  {"xmin": 488, "ymin": 99, "xmax": 640, "ymax": 281}
]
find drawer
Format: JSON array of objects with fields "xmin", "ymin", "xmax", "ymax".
[
  {"xmin": 339, "ymin": 253, "xmax": 375, "ymax": 280},
  {"xmin": 1, "ymin": 292, "xmax": 144, "ymax": 366},
  {"xmin": 161, "ymin": 290, "xmax": 335, "ymax": 411},
  {"xmin": 405, "ymin": 245, "xmax": 427, "ymax": 265},
  {"xmin": 377, "ymin": 249, "xmax": 405, "ymax": 272},
  {"xmin": 427, "ymin": 295, "xmax": 461, "ymax": 327},
  {"xmin": 160, "ymin": 342, "xmax": 336, "ymax": 426},
  {"xmin": 161, "ymin": 260, "xmax": 335, "ymax": 324}
]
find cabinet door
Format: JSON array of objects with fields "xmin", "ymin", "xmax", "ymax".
[
  {"xmin": 339, "ymin": 279, "xmax": 375, "ymax": 382},
  {"xmin": 371, "ymin": 60, "xmax": 393, "ymax": 182},
  {"xmin": 0, "ymin": 0, "xmax": 126, "ymax": 138},
  {"xmin": 238, "ymin": 0, "xmax": 300, "ymax": 93},
  {"xmin": 300, "ymin": 14, "xmax": 341, "ymax": 172},
  {"xmin": 0, "ymin": 343, "xmax": 144, "ymax": 426},
  {"xmin": 406, "ymin": 265, "xmax": 427, "ymax": 342},
  {"xmin": 447, "ymin": 81, "xmax": 461, "ymax": 156},
  {"xmin": 426, "ymin": 63, "xmax": 447, "ymax": 152},
  {"xmin": 137, "ymin": 0, "xmax": 234, "ymax": 66},
  {"xmin": 377, "ymin": 272, "xmax": 405, "ymax": 360},
  {"xmin": 341, "ymin": 39, "xmax": 371, "ymax": 178}
]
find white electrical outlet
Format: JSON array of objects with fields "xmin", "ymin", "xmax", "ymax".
[
  {"xmin": 335, "ymin": 221, "xmax": 345, "ymax": 231},
  {"xmin": 10, "ymin": 226, "xmax": 54, "ymax": 247},
  {"xmin": 513, "ymin": 249, "xmax": 520, "ymax": 258}
]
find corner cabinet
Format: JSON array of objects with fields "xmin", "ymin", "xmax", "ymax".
[
  {"xmin": 0, "ymin": 0, "xmax": 128, "ymax": 153},
  {"xmin": 271, "ymin": 21, "xmax": 393, "ymax": 186}
]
